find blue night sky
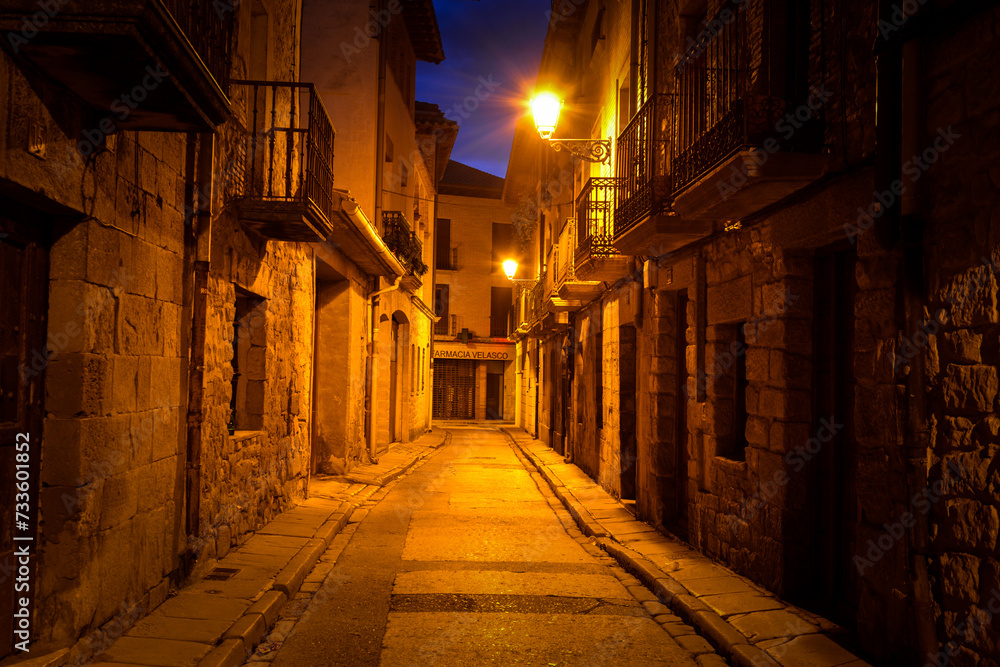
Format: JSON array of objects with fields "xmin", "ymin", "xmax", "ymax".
[{"xmin": 417, "ymin": 0, "xmax": 549, "ymax": 178}]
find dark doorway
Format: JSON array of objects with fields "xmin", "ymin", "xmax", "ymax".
[
  {"xmin": 485, "ymin": 372, "xmax": 502, "ymax": 419},
  {"xmin": 673, "ymin": 290, "xmax": 690, "ymax": 538},
  {"xmin": 619, "ymin": 324, "xmax": 637, "ymax": 502},
  {"xmin": 0, "ymin": 212, "xmax": 49, "ymax": 659},
  {"xmin": 808, "ymin": 244, "xmax": 859, "ymax": 627}
]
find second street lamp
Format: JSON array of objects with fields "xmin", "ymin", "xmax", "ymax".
[
  {"xmin": 530, "ymin": 91, "xmax": 611, "ymax": 163},
  {"xmin": 502, "ymin": 258, "xmax": 538, "ymax": 285}
]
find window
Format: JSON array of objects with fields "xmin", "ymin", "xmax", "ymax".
[
  {"xmin": 731, "ymin": 322, "xmax": 748, "ymax": 460},
  {"xmin": 434, "ymin": 285, "xmax": 449, "ymax": 335},
  {"xmin": 231, "ymin": 287, "xmax": 266, "ymax": 433},
  {"xmin": 435, "ymin": 218, "xmax": 452, "ymax": 270},
  {"xmin": 401, "ymin": 163, "xmax": 409, "ymax": 188},
  {"xmin": 591, "ymin": 5, "xmax": 605, "ymax": 52},
  {"xmin": 491, "ymin": 223, "xmax": 514, "ymax": 274},
  {"xmin": 713, "ymin": 321, "xmax": 748, "ymax": 461},
  {"xmin": 490, "ymin": 287, "xmax": 513, "ymax": 338},
  {"xmin": 250, "ymin": 1, "xmax": 269, "ymax": 80},
  {"xmin": 384, "ymin": 135, "xmax": 394, "ymax": 162}
]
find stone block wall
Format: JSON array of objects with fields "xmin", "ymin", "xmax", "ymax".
[
  {"xmin": 198, "ymin": 207, "xmax": 314, "ymax": 558},
  {"xmin": 635, "ymin": 284, "xmax": 682, "ymax": 532},
  {"xmin": 37, "ymin": 153, "xmax": 189, "ymax": 652},
  {"xmin": 913, "ymin": 6, "xmax": 1000, "ymax": 663},
  {"xmin": 0, "ymin": 0, "xmax": 319, "ymax": 656}
]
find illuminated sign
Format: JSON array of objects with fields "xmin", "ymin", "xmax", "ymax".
[{"xmin": 434, "ymin": 349, "xmax": 510, "ymax": 360}]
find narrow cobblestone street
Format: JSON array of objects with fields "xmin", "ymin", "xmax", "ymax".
[{"xmin": 262, "ymin": 427, "xmax": 711, "ymax": 666}]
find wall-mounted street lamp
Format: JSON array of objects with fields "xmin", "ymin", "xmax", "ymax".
[
  {"xmin": 503, "ymin": 259, "xmax": 537, "ymax": 285},
  {"xmin": 530, "ymin": 92, "xmax": 611, "ymax": 163}
]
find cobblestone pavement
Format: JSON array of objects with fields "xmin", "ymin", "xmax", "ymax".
[{"xmin": 256, "ymin": 426, "xmax": 718, "ymax": 666}]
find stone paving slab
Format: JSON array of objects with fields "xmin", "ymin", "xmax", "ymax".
[
  {"xmin": 75, "ymin": 431, "xmax": 447, "ymax": 667},
  {"xmin": 501, "ymin": 427, "xmax": 872, "ymax": 667}
]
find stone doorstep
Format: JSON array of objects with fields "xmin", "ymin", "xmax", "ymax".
[{"xmin": 503, "ymin": 428, "xmax": 872, "ymax": 667}]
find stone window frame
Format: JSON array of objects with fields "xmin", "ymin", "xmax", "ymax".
[
  {"xmin": 706, "ymin": 320, "xmax": 749, "ymax": 462},
  {"xmin": 231, "ymin": 286, "xmax": 267, "ymax": 432}
]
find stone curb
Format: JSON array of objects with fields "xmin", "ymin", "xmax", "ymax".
[
  {"xmin": 500, "ymin": 427, "xmax": 824, "ymax": 667},
  {"xmin": 371, "ymin": 431, "xmax": 448, "ymax": 486},
  {"xmin": 195, "ymin": 431, "xmax": 447, "ymax": 666},
  {"xmin": 194, "ymin": 500, "xmax": 358, "ymax": 667},
  {"xmin": 199, "ymin": 638, "xmax": 245, "ymax": 667}
]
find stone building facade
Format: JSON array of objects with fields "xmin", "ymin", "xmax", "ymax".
[
  {"xmin": 302, "ymin": 0, "xmax": 452, "ymax": 458},
  {"xmin": 0, "ymin": 0, "xmax": 450, "ymax": 660},
  {"xmin": 432, "ymin": 160, "xmax": 517, "ymax": 421},
  {"xmin": 507, "ymin": 0, "xmax": 1000, "ymax": 662}
]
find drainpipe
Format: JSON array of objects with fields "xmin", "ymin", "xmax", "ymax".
[
  {"xmin": 366, "ymin": 275, "xmax": 402, "ymax": 461},
  {"xmin": 185, "ymin": 132, "xmax": 214, "ymax": 545}
]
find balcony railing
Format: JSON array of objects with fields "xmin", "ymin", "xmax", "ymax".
[
  {"xmin": 672, "ymin": 0, "xmax": 820, "ymax": 194},
  {"xmin": 229, "ymin": 81, "xmax": 336, "ymax": 241},
  {"xmin": 0, "ymin": 0, "xmax": 234, "ymax": 130},
  {"xmin": 614, "ymin": 94, "xmax": 674, "ymax": 237},
  {"xmin": 613, "ymin": 0, "xmax": 822, "ymax": 238},
  {"xmin": 382, "ymin": 212, "xmax": 427, "ymax": 277},
  {"xmin": 163, "ymin": 0, "xmax": 232, "ymax": 94},
  {"xmin": 576, "ymin": 177, "xmax": 619, "ymax": 260}
]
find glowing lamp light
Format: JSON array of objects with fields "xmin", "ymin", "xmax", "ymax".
[
  {"xmin": 530, "ymin": 92, "xmax": 562, "ymax": 140},
  {"xmin": 502, "ymin": 258, "xmax": 519, "ymax": 280}
]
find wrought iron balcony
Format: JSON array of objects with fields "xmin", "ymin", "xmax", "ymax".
[
  {"xmin": 229, "ymin": 81, "xmax": 336, "ymax": 242},
  {"xmin": 381, "ymin": 212, "xmax": 427, "ymax": 284},
  {"xmin": 669, "ymin": 0, "xmax": 827, "ymax": 220},
  {"xmin": 546, "ymin": 217, "xmax": 599, "ymax": 308},
  {"xmin": 612, "ymin": 0, "xmax": 827, "ymax": 253},
  {"xmin": 613, "ymin": 93, "xmax": 707, "ymax": 256},
  {"xmin": 0, "ymin": 0, "xmax": 233, "ymax": 131},
  {"xmin": 575, "ymin": 177, "xmax": 629, "ymax": 282},
  {"xmin": 614, "ymin": 94, "xmax": 674, "ymax": 239}
]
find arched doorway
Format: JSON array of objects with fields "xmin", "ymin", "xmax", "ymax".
[{"xmin": 377, "ymin": 311, "xmax": 410, "ymax": 449}]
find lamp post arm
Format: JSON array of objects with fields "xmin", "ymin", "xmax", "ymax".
[{"xmin": 548, "ymin": 138, "xmax": 612, "ymax": 163}]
